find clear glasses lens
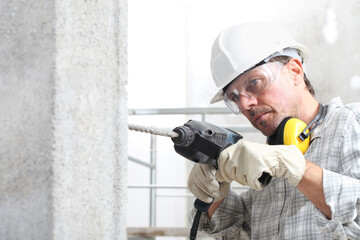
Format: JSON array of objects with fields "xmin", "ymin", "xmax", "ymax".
[
  {"xmin": 224, "ymin": 94, "xmax": 241, "ymax": 114},
  {"xmin": 223, "ymin": 62, "xmax": 283, "ymax": 114}
]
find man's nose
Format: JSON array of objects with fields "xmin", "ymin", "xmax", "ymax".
[{"xmin": 239, "ymin": 95, "xmax": 258, "ymax": 112}]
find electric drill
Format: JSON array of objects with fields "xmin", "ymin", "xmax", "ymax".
[
  {"xmin": 171, "ymin": 120, "xmax": 272, "ymax": 239},
  {"xmin": 172, "ymin": 120, "xmax": 272, "ymax": 185}
]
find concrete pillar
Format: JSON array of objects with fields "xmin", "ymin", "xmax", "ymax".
[{"xmin": 0, "ymin": 0, "xmax": 128, "ymax": 239}]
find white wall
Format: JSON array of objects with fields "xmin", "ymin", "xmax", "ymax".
[{"xmin": 127, "ymin": 0, "xmax": 188, "ymax": 230}]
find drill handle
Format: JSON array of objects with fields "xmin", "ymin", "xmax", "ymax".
[{"xmin": 193, "ymin": 198, "xmax": 212, "ymax": 212}]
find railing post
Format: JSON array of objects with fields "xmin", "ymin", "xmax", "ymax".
[{"xmin": 150, "ymin": 135, "xmax": 157, "ymax": 227}]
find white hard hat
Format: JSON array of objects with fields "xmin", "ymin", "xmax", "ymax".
[{"xmin": 210, "ymin": 22, "xmax": 309, "ymax": 104}]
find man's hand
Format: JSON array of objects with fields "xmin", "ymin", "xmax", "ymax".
[
  {"xmin": 187, "ymin": 163, "xmax": 230, "ymax": 203},
  {"xmin": 216, "ymin": 140, "xmax": 306, "ymax": 190}
]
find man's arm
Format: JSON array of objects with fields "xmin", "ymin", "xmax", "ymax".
[
  {"xmin": 210, "ymin": 161, "xmax": 332, "ymax": 220},
  {"xmin": 207, "ymin": 200, "xmax": 223, "ymax": 220},
  {"xmin": 297, "ymin": 160, "xmax": 332, "ymax": 219}
]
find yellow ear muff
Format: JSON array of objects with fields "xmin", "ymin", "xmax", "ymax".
[
  {"xmin": 282, "ymin": 118, "xmax": 310, "ymax": 154},
  {"xmin": 267, "ymin": 104, "xmax": 326, "ymax": 153}
]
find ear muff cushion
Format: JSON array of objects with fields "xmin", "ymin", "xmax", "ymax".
[
  {"xmin": 267, "ymin": 117, "xmax": 291, "ymax": 145},
  {"xmin": 283, "ymin": 118, "xmax": 310, "ymax": 154}
]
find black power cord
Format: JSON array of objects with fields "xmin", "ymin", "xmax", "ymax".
[
  {"xmin": 190, "ymin": 210, "xmax": 203, "ymax": 240},
  {"xmin": 189, "ymin": 198, "xmax": 212, "ymax": 240}
]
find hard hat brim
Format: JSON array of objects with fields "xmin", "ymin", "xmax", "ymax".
[{"xmin": 210, "ymin": 89, "xmax": 224, "ymax": 104}]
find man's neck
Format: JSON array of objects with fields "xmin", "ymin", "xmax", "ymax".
[{"xmin": 299, "ymin": 93, "xmax": 319, "ymax": 125}]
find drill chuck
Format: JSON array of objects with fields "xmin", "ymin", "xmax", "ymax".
[{"xmin": 172, "ymin": 126, "xmax": 195, "ymax": 147}]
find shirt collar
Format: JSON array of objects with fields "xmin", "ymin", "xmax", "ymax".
[{"xmin": 310, "ymin": 97, "xmax": 343, "ymax": 140}]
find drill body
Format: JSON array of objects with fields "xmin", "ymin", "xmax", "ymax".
[{"xmin": 172, "ymin": 120, "xmax": 243, "ymax": 169}]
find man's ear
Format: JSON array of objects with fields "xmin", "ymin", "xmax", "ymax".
[{"xmin": 289, "ymin": 58, "xmax": 304, "ymax": 86}]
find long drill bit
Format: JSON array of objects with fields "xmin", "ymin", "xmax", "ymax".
[{"xmin": 128, "ymin": 123, "xmax": 179, "ymax": 138}]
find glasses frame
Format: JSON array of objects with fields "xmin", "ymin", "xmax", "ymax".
[{"xmin": 223, "ymin": 61, "xmax": 284, "ymax": 114}]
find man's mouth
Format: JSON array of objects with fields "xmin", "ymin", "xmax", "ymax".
[
  {"xmin": 249, "ymin": 107, "xmax": 273, "ymax": 127},
  {"xmin": 254, "ymin": 112, "xmax": 268, "ymax": 125}
]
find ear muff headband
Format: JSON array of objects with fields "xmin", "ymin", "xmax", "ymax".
[
  {"xmin": 298, "ymin": 103, "xmax": 326, "ymax": 141},
  {"xmin": 267, "ymin": 103, "xmax": 326, "ymax": 154}
]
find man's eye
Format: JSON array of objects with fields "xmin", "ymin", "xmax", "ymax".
[
  {"xmin": 249, "ymin": 79, "xmax": 258, "ymax": 86},
  {"xmin": 246, "ymin": 78, "xmax": 260, "ymax": 92},
  {"xmin": 230, "ymin": 94, "xmax": 239, "ymax": 102}
]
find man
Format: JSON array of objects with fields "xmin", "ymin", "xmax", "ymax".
[{"xmin": 187, "ymin": 22, "xmax": 360, "ymax": 239}]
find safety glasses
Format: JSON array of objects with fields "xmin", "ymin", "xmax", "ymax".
[{"xmin": 223, "ymin": 61, "xmax": 284, "ymax": 114}]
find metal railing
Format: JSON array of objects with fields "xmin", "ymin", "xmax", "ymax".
[{"xmin": 127, "ymin": 107, "xmax": 256, "ymax": 236}]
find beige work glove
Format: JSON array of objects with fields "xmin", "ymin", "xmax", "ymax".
[
  {"xmin": 216, "ymin": 140, "xmax": 305, "ymax": 191},
  {"xmin": 187, "ymin": 163, "xmax": 230, "ymax": 204}
]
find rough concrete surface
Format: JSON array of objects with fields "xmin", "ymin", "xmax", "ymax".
[{"xmin": 0, "ymin": 0, "xmax": 127, "ymax": 239}]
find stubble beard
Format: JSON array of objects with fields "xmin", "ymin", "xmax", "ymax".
[
  {"xmin": 249, "ymin": 106, "xmax": 279, "ymax": 137},
  {"xmin": 257, "ymin": 119, "xmax": 278, "ymax": 137}
]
